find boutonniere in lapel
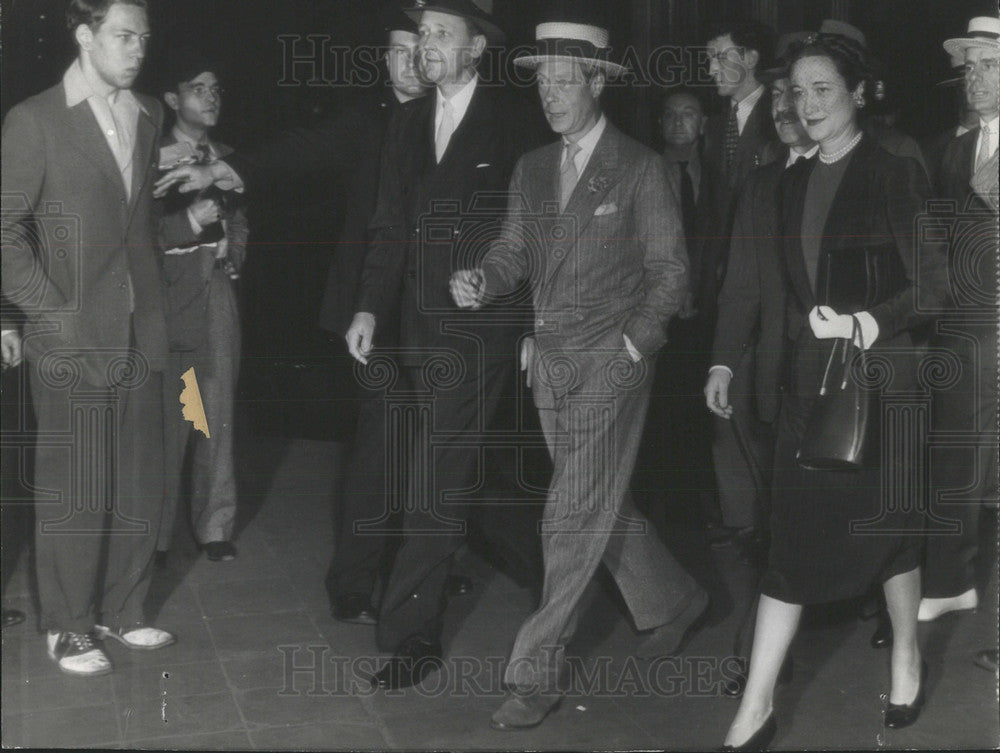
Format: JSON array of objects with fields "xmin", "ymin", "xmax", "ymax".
[{"xmin": 587, "ymin": 173, "xmax": 612, "ymax": 193}]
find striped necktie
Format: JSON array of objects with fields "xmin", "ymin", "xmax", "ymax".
[
  {"xmin": 560, "ymin": 142, "xmax": 582, "ymax": 211},
  {"xmin": 724, "ymin": 101, "xmax": 739, "ymax": 179}
]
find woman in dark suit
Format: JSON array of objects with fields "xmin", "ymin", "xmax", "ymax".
[{"xmin": 721, "ymin": 33, "xmax": 950, "ymax": 749}]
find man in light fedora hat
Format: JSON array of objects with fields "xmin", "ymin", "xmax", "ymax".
[
  {"xmin": 452, "ymin": 11, "xmax": 707, "ymax": 730},
  {"xmin": 920, "ymin": 16, "xmax": 998, "ymax": 659}
]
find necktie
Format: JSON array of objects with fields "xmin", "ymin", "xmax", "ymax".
[
  {"xmin": 724, "ymin": 101, "xmax": 739, "ymax": 180},
  {"xmin": 560, "ymin": 141, "xmax": 582, "ymax": 211},
  {"xmin": 677, "ymin": 161, "xmax": 696, "ymax": 243},
  {"xmin": 196, "ymin": 143, "xmax": 213, "ymax": 165},
  {"xmin": 976, "ymin": 123, "xmax": 992, "ymax": 173},
  {"xmin": 435, "ymin": 100, "xmax": 455, "ymax": 163}
]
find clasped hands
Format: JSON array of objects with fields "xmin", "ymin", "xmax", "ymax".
[{"xmin": 449, "ymin": 269, "xmax": 486, "ymax": 310}]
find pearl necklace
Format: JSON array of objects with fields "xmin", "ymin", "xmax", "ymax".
[{"xmin": 818, "ymin": 131, "xmax": 863, "ymax": 164}]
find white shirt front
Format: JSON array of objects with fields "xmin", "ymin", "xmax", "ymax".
[
  {"xmin": 785, "ymin": 144, "xmax": 819, "ymax": 168},
  {"xmin": 434, "ymin": 74, "xmax": 479, "ymax": 146},
  {"xmin": 734, "ymin": 84, "xmax": 765, "ymax": 135}
]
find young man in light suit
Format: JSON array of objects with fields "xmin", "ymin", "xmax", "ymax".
[
  {"xmin": 1, "ymin": 0, "xmax": 174, "ymax": 676},
  {"xmin": 452, "ymin": 17, "xmax": 708, "ymax": 730}
]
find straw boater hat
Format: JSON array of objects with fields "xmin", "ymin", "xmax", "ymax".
[
  {"xmin": 943, "ymin": 16, "xmax": 1000, "ymax": 59},
  {"xmin": 404, "ymin": 0, "xmax": 505, "ymax": 46},
  {"xmin": 514, "ymin": 20, "xmax": 628, "ymax": 78}
]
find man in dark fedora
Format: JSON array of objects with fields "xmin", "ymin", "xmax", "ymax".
[
  {"xmin": 347, "ymin": 0, "xmax": 548, "ymax": 690},
  {"xmin": 453, "ymin": 14, "xmax": 707, "ymax": 729}
]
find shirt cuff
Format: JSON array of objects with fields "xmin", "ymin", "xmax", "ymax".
[
  {"xmin": 854, "ymin": 311, "xmax": 879, "ymax": 350},
  {"xmin": 623, "ymin": 334, "xmax": 642, "ymax": 362},
  {"xmin": 213, "ymin": 160, "xmax": 244, "ymax": 193},
  {"xmin": 1, "ymin": 330, "xmax": 15, "ymax": 337},
  {"xmin": 708, "ymin": 364, "xmax": 734, "ymax": 378}
]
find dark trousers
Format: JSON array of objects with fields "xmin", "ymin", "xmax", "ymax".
[
  {"xmin": 712, "ymin": 345, "xmax": 774, "ymax": 530},
  {"xmin": 30, "ymin": 359, "xmax": 164, "ymax": 634},
  {"xmin": 325, "ymin": 351, "xmax": 400, "ymax": 602},
  {"xmin": 924, "ymin": 324, "xmax": 998, "ymax": 598},
  {"xmin": 375, "ymin": 353, "xmax": 511, "ymax": 652}
]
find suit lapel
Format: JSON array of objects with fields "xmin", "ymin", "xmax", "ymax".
[
  {"xmin": 64, "ymin": 101, "xmax": 127, "ymax": 200},
  {"xmin": 562, "ymin": 124, "xmax": 624, "ymax": 233},
  {"xmin": 781, "ymin": 156, "xmax": 814, "ymax": 308},
  {"xmin": 530, "ymin": 141, "xmax": 561, "ymax": 211},
  {"xmin": 127, "ymin": 105, "xmax": 157, "ymax": 220}
]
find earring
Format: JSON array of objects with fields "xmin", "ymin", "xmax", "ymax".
[{"xmin": 854, "ymin": 93, "xmax": 865, "ymax": 108}]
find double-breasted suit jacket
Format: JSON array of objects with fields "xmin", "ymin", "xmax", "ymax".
[
  {"xmin": 481, "ymin": 121, "xmax": 689, "ymax": 408},
  {"xmin": 357, "ymin": 82, "xmax": 545, "ymax": 366},
  {"xmin": 2, "ymin": 83, "xmax": 168, "ymax": 386}
]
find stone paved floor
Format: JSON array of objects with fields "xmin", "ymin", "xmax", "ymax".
[{"xmin": 2, "ymin": 436, "xmax": 997, "ymax": 750}]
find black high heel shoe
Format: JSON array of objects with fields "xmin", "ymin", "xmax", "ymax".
[
  {"xmin": 870, "ymin": 613, "xmax": 892, "ymax": 649},
  {"xmin": 719, "ymin": 714, "xmax": 777, "ymax": 751},
  {"xmin": 884, "ymin": 661, "xmax": 928, "ymax": 729}
]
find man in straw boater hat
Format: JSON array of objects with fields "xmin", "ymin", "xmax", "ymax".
[
  {"xmin": 920, "ymin": 15, "xmax": 998, "ymax": 674},
  {"xmin": 452, "ymin": 8, "xmax": 708, "ymax": 729}
]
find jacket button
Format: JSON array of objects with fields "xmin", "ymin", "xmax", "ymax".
[{"xmin": 535, "ymin": 319, "xmax": 545, "ymax": 327}]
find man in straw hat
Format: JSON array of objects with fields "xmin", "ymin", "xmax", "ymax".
[
  {"xmin": 452, "ymin": 11, "xmax": 708, "ymax": 729},
  {"xmin": 920, "ymin": 17, "xmax": 998, "ymax": 666}
]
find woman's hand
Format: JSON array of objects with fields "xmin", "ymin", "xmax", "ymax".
[{"xmin": 808, "ymin": 306, "xmax": 853, "ymax": 339}]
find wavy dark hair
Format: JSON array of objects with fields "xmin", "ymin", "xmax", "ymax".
[
  {"xmin": 67, "ymin": 0, "xmax": 148, "ymax": 33},
  {"xmin": 786, "ymin": 32, "xmax": 885, "ymax": 104}
]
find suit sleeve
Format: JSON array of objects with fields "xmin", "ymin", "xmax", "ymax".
[
  {"xmin": 1, "ymin": 103, "xmax": 68, "ymax": 315},
  {"xmin": 225, "ymin": 203, "xmax": 250, "ymax": 271},
  {"xmin": 224, "ymin": 107, "xmax": 361, "ymax": 198},
  {"xmin": 355, "ymin": 106, "xmax": 409, "ymax": 318},
  {"xmin": 711, "ymin": 172, "xmax": 762, "ymax": 369},
  {"xmin": 480, "ymin": 157, "xmax": 530, "ymax": 297},
  {"xmin": 623, "ymin": 154, "xmax": 689, "ymax": 356},
  {"xmin": 867, "ymin": 155, "xmax": 949, "ymax": 340}
]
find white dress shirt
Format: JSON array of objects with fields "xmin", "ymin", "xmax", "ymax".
[
  {"xmin": 435, "ymin": 74, "xmax": 479, "ymax": 153},
  {"xmin": 734, "ymin": 85, "xmax": 765, "ymax": 135},
  {"xmin": 562, "ymin": 114, "xmax": 607, "ymax": 177},
  {"xmin": 786, "ymin": 144, "xmax": 819, "ymax": 168},
  {"xmin": 976, "ymin": 115, "xmax": 999, "ymax": 166}
]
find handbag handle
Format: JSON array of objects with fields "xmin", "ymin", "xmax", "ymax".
[{"xmin": 818, "ymin": 314, "xmax": 866, "ymax": 396}]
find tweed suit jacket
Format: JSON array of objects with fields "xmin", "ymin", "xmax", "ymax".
[
  {"xmin": 1, "ymin": 80, "xmax": 168, "ymax": 387},
  {"xmin": 480, "ymin": 121, "xmax": 689, "ymax": 408}
]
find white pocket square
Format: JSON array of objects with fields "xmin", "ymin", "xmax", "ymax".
[
  {"xmin": 594, "ymin": 203, "xmax": 618, "ymax": 216},
  {"xmin": 476, "ymin": 163, "xmax": 492, "ymax": 168}
]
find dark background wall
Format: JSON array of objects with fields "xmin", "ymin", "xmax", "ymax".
[{"xmin": 1, "ymin": 0, "xmax": 993, "ymax": 436}]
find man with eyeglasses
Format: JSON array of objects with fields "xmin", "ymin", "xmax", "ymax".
[
  {"xmin": 155, "ymin": 51, "xmax": 247, "ymax": 566},
  {"xmin": 695, "ymin": 21, "xmax": 778, "ymax": 555}
]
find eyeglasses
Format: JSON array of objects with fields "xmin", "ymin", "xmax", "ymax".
[{"xmin": 183, "ymin": 83, "xmax": 225, "ymax": 99}]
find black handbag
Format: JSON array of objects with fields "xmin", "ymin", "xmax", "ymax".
[{"xmin": 797, "ymin": 315, "xmax": 872, "ymax": 470}]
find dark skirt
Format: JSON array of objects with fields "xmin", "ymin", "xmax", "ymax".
[{"xmin": 761, "ymin": 330, "xmax": 924, "ymax": 604}]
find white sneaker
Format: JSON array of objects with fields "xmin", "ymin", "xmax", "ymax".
[
  {"xmin": 918, "ymin": 588, "xmax": 978, "ymax": 622},
  {"xmin": 46, "ymin": 631, "xmax": 113, "ymax": 676},
  {"xmin": 94, "ymin": 624, "xmax": 176, "ymax": 650}
]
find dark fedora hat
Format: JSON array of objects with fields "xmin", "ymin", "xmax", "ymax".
[
  {"xmin": 404, "ymin": 0, "xmax": 506, "ymax": 45},
  {"xmin": 379, "ymin": 0, "xmax": 420, "ymax": 35}
]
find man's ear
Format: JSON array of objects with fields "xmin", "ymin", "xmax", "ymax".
[
  {"xmin": 698, "ymin": 114, "xmax": 707, "ymax": 135},
  {"xmin": 74, "ymin": 23, "xmax": 94, "ymax": 51},
  {"xmin": 164, "ymin": 92, "xmax": 179, "ymax": 111},
  {"xmin": 470, "ymin": 33, "xmax": 487, "ymax": 61},
  {"xmin": 589, "ymin": 70, "xmax": 606, "ymax": 99},
  {"xmin": 744, "ymin": 48, "xmax": 760, "ymax": 76}
]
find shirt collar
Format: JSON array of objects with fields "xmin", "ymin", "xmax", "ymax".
[
  {"xmin": 63, "ymin": 59, "xmax": 148, "ymax": 115},
  {"xmin": 980, "ymin": 115, "xmax": 999, "ymax": 133},
  {"xmin": 171, "ymin": 125, "xmax": 211, "ymax": 149},
  {"xmin": 734, "ymin": 84, "xmax": 765, "ymax": 115},
  {"xmin": 786, "ymin": 144, "xmax": 818, "ymax": 168},
  {"xmin": 436, "ymin": 74, "xmax": 478, "ymax": 126},
  {"xmin": 564, "ymin": 114, "xmax": 607, "ymax": 162}
]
